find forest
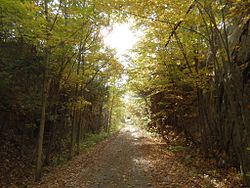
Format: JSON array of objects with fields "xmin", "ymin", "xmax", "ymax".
[{"xmin": 0, "ymin": 0, "xmax": 249, "ymax": 187}]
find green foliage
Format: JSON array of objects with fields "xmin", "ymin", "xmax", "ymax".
[
  {"xmin": 166, "ymin": 145, "xmax": 188, "ymax": 153},
  {"xmin": 79, "ymin": 132, "xmax": 109, "ymax": 151},
  {"xmin": 123, "ymin": 0, "xmax": 250, "ymax": 185},
  {"xmin": 0, "ymin": 0, "xmax": 125, "ymax": 182},
  {"xmin": 1, "ymin": 0, "xmax": 249, "ymax": 185}
]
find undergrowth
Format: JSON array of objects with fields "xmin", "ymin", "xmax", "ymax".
[{"xmin": 79, "ymin": 132, "xmax": 110, "ymax": 151}]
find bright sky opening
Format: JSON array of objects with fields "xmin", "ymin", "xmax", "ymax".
[
  {"xmin": 102, "ymin": 22, "xmax": 143, "ymax": 88},
  {"xmin": 102, "ymin": 22, "xmax": 143, "ymax": 66}
]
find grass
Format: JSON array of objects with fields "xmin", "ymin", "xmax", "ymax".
[
  {"xmin": 51, "ymin": 125, "xmax": 122, "ymax": 166},
  {"xmin": 79, "ymin": 132, "xmax": 110, "ymax": 151},
  {"xmin": 79, "ymin": 124, "xmax": 123, "ymax": 152},
  {"xmin": 166, "ymin": 145, "xmax": 188, "ymax": 153}
]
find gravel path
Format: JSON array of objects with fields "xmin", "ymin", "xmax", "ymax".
[
  {"xmin": 30, "ymin": 124, "xmax": 240, "ymax": 188},
  {"xmin": 72, "ymin": 125, "xmax": 153, "ymax": 188},
  {"xmin": 32, "ymin": 125, "xmax": 154, "ymax": 188}
]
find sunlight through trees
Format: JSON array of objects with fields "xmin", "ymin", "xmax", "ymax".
[{"xmin": 0, "ymin": 0, "xmax": 249, "ymax": 186}]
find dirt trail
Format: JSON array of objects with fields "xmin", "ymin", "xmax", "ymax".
[
  {"xmin": 71, "ymin": 125, "xmax": 153, "ymax": 188},
  {"xmin": 30, "ymin": 124, "xmax": 240, "ymax": 188},
  {"xmin": 32, "ymin": 125, "xmax": 154, "ymax": 188}
]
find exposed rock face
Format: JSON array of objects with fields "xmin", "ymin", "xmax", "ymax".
[
  {"xmin": 231, "ymin": 17, "xmax": 250, "ymax": 186},
  {"xmin": 213, "ymin": 16, "xmax": 250, "ymax": 185},
  {"xmin": 191, "ymin": 14, "xmax": 250, "ymax": 186},
  {"xmin": 230, "ymin": 18, "xmax": 250, "ymax": 66}
]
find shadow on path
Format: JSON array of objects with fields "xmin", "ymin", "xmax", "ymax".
[{"xmin": 71, "ymin": 125, "xmax": 153, "ymax": 188}]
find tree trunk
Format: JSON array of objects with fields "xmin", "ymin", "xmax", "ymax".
[
  {"xmin": 107, "ymin": 90, "xmax": 115, "ymax": 133},
  {"xmin": 35, "ymin": 0, "xmax": 49, "ymax": 181},
  {"xmin": 35, "ymin": 55, "xmax": 49, "ymax": 181},
  {"xmin": 69, "ymin": 109, "xmax": 76, "ymax": 160},
  {"xmin": 76, "ymin": 109, "xmax": 81, "ymax": 155}
]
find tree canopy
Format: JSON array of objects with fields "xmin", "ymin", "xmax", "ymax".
[{"xmin": 0, "ymin": 0, "xmax": 249, "ymax": 186}]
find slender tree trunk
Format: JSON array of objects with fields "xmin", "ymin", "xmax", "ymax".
[
  {"xmin": 69, "ymin": 45, "xmax": 82, "ymax": 158},
  {"xmin": 107, "ymin": 89, "xmax": 115, "ymax": 133},
  {"xmin": 69, "ymin": 108, "xmax": 76, "ymax": 160},
  {"xmin": 35, "ymin": 0, "xmax": 49, "ymax": 181},
  {"xmin": 75, "ymin": 40, "xmax": 85, "ymax": 155},
  {"xmin": 35, "ymin": 54, "xmax": 49, "ymax": 181},
  {"xmin": 76, "ymin": 85, "xmax": 84, "ymax": 155},
  {"xmin": 76, "ymin": 109, "xmax": 81, "ymax": 155}
]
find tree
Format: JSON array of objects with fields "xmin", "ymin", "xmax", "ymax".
[
  {"xmin": 0, "ymin": 0, "xmax": 124, "ymax": 183},
  {"xmin": 124, "ymin": 0, "xmax": 250, "ymax": 185}
]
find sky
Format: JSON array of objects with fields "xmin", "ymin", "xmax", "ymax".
[
  {"xmin": 101, "ymin": 22, "xmax": 144, "ymax": 89},
  {"xmin": 101, "ymin": 23, "xmax": 143, "ymax": 67}
]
